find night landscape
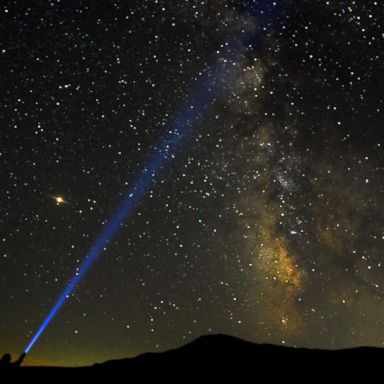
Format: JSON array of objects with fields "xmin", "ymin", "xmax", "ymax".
[{"xmin": 1, "ymin": 0, "xmax": 383, "ymax": 377}]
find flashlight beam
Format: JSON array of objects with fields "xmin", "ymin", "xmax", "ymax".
[
  {"xmin": 24, "ymin": 2, "xmax": 281, "ymax": 355},
  {"xmin": 24, "ymin": 60, "xmax": 231, "ymax": 356}
]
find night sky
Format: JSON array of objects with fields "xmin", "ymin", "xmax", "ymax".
[{"xmin": 1, "ymin": 0, "xmax": 384, "ymax": 366}]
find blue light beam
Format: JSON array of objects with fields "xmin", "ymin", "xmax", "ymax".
[
  {"xmin": 24, "ymin": 59, "xmax": 232, "ymax": 356},
  {"xmin": 24, "ymin": 1, "xmax": 282, "ymax": 355}
]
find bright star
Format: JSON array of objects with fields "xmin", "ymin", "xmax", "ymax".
[{"xmin": 54, "ymin": 196, "xmax": 66, "ymax": 205}]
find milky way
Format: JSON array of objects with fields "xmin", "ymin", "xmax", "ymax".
[{"xmin": 1, "ymin": 0, "xmax": 384, "ymax": 366}]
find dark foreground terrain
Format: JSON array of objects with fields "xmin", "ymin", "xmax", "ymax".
[{"xmin": 4, "ymin": 334, "xmax": 382, "ymax": 380}]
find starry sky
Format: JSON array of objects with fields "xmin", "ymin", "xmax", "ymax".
[{"xmin": 1, "ymin": 0, "xmax": 384, "ymax": 366}]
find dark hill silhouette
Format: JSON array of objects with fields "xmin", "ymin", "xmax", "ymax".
[
  {"xmin": 93, "ymin": 334, "xmax": 383, "ymax": 371},
  {"xmin": 6, "ymin": 334, "xmax": 383, "ymax": 380}
]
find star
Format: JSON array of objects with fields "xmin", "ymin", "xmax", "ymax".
[{"xmin": 54, "ymin": 196, "xmax": 66, "ymax": 205}]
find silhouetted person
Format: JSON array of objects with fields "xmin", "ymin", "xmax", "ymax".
[
  {"xmin": 0, "ymin": 354, "xmax": 11, "ymax": 368},
  {"xmin": 0, "ymin": 353, "xmax": 26, "ymax": 368}
]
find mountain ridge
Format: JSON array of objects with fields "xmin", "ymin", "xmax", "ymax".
[{"xmin": 12, "ymin": 333, "xmax": 383, "ymax": 380}]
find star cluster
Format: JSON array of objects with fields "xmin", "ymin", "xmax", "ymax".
[{"xmin": 1, "ymin": 0, "xmax": 383, "ymax": 366}]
